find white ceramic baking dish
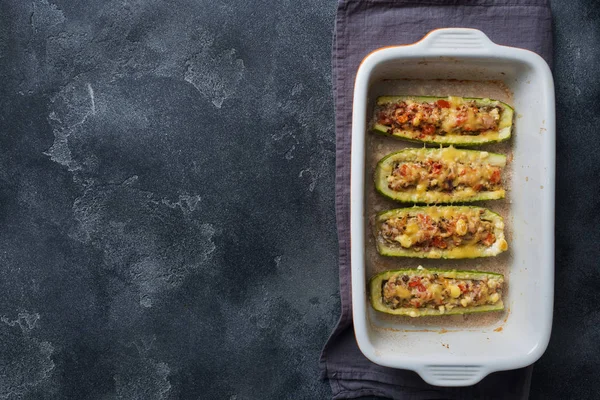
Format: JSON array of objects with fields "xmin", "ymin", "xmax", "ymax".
[{"xmin": 351, "ymin": 28, "xmax": 555, "ymax": 386}]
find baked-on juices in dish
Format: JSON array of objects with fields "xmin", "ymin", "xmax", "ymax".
[
  {"xmin": 373, "ymin": 96, "xmax": 514, "ymax": 145},
  {"xmin": 374, "ymin": 206, "xmax": 508, "ymax": 259},
  {"xmin": 369, "ymin": 266, "xmax": 504, "ymax": 317},
  {"xmin": 375, "ymin": 147, "xmax": 506, "ymax": 204}
]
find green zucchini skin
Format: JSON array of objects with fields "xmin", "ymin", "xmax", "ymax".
[
  {"xmin": 369, "ymin": 268, "xmax": 504, "ymax": 317},
  {"xmin": 374, "ymin": 147, "xmax": 506, "ymax": 204},
  {"xmin": 374, "ymin": 206, "xmax": 508, "ymax": 259},
  {"xmin": 373, "ymin": 95, "xmax": 514, "ymax": 146}
]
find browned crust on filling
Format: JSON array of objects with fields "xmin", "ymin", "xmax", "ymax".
[
  {"xmin": 387, "ymin": 159, "xmax": 502, "ymax": 193},
  {"xmin": 380, "ymin": 211, "xmax": 496, "ymax": 251},
  {"xmin": 377, "ymin": 99, "xmax": 502, "ymax": 138},
  {"xmin": 382, "ymin": 271, "xmax": 503, "ymax": 310}
]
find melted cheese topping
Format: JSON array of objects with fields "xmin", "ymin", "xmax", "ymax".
[
  {"xmin": 386, "ymin": 156, "xmax": 502, "ymax": 194},
  {"xmin": 380, "ymin": 208, "xmax": 500, "ymax": 253},
  {"xmin": 376, "ymin": 97, "xmax": 503, "ymax": 139},
  {"xmin": 381, "ymin": 267, "xmax": 503, "ymax": 311}
]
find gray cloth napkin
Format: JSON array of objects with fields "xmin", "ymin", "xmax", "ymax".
[{"xmin": 320, "ymin": 0, "xmax": 552, "ymax": 399}]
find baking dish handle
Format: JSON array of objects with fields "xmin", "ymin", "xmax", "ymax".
[
  {"xmin": 416, "ymin": 28, "xmax": 496, "ymax": 53},
  {"xmin": 418, "ymin": 365, "xmax": 489, "ymax": 387}
]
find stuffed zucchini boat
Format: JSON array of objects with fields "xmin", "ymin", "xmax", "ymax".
[
  {"xmin": 374, "ymin": 147, "xmax": 506, "ymax": 203},
  {"xmin": 374, "ymin": 206, "xmax": 508, "ymax": 259},
  {"xmin": 369, "ymin": 267, "xmax": 504, "ymax": 317},
  {"xmin": 373, "ymin": 96, "xmax": 514, "ymax": 145}
]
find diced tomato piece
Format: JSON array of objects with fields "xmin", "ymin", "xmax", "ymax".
[
  {"xmin": 437, "ymin": 99, "xmax": 450, "ymax": 108},
  {"xmin": 490, "ymin": 169, "xmax": 501, "ymax": 184},
  {"xmin": 400, "ymin": 164, "xmax": 409, "ymax": 176},
  {"xmin": 431, "ymin": 236, "xmax": 447, "ymax": 249},
  {"xmin": 408, "ymin": 277, "xmax": 421, "ymax": 287},
  {"xmin": 430, "ymin": 162, "xmax": 443, "ymax": 174},
  {"xmin": 422, "ymin": 124, "xmax": 436, "ymax": 135},
  {"xmin": 417, "ymin": 284, "xmax": 426, "ymax": 292},
  {"xmin": 473, "ymin": 183, "xmax": 483, "ymax": 192},
  {"xmin": 417, "ymin": 214, "xmax": 433, "ymax": 225},
  {"xmin": 458, "ymin": 284, "xmax": 466, "ymax": 293},
  {"xmin": 482, "ymin": 233, "xmax": 496, "ymax": 246}
]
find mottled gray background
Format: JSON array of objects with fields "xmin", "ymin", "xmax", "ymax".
[{"xmin": 0, "ymin": 0, "xmax": 598, "ymax": 399}]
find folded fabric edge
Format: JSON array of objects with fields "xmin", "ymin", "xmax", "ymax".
[
  {"xmin": 340, "ymin": 0, "xmax": 550, "ymax": 7},
  {"xmin": 332, "ymin": 386, "xmax": 390, "ymax": 400},
  {"xmin": 325, "ymin": 362, "xmax": 535, "ymax": 398},
  {"xmin": 319, "ymin": 0, "xmax": 354, "ymax": 381}
]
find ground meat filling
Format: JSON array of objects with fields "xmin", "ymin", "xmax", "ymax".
[
  {"xmin": 387, "ymin": 159, "xmax": 502, "ymax": 193},
  {"xmin": 380, "ymin": 211, "xmax": 496, "ymax": 251},
  {"xmin": 377, "ymin": 99, "xmax": 502, "ymax": 138},
  {"xmin": 381, "ymin": 270, "xmax": 503, "ymax": 310}
]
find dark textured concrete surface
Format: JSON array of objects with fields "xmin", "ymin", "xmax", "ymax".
[
  {"xmin": 0, "ymin": 0, "xmax": 598, "ymax": 399},
  {"xmin": 530, "ymin": 1, "xmax": 600, "ymax": 399}
]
